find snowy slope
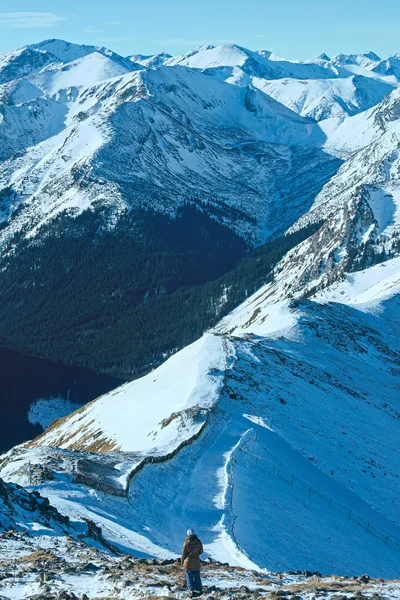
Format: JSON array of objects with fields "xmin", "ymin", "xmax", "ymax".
[
  {"xmin": 4, "ymin": 248, "xmax": 398, "ymax": 576},
  {"xmin": 29, "ymin": 38, "xmax": 136, "ymax": 67},
  {"xmin": 373, "ymin": 54, "xmax": 400, "ymax": 79},
  {"xmin": 129, "ymin": 52, "xmax": 172, "ymax": 67},
  {"xmin": 30, "ymin": 52, "xmax": 137, "ymax": 96},
  {"xmin": 0, "ymin": 92, "xmax": 67, "ymax": 161},
  {"xmin": 30, "ymin": 334, "xmax": 231, "ymax": 453},
  {"xmin": 256, "ymin": 75, "xmax": 395, "ymax": 121}
]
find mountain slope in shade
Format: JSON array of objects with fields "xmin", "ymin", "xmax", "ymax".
[
  {"xmin": 0, "ymin": 47, "xmax": 58, "ymax": 85},
  {"xmin": 373, "ymin": 54, "xmax": 400, "ymax": 79}
]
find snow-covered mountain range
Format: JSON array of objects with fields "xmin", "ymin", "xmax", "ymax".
[
  {"xmin": 1, "ymin": 39, "xmax": 400, "ymax": 246},
  {"xmin": 1, "ymin": 38, "xmax": 400, "ymax": 586}
]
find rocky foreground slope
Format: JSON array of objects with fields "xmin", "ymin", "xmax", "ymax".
[{"xmin": 1, "ymin": 479, "xmax": 399, "ymax": 600}]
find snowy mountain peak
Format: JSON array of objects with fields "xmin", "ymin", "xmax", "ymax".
[
  {"xmin": 309, "ymin": 52, "xmax": 331, "ymax": 63},
  {"xmin": 330, "ymin": 51, "xmax": 381, "ymax": 68},
  {"xmin": 372, "ymin": 54, "xmax": 400, "ymax": 78},
  {"xmin": 256, "ymin": 49, "xmax": 289, "ymax": 62},
  {"xmin": 363, "ymin": 50, "xmax": 381, "ymax": 61},
  {"xmin": 166, "ymin": 44, "xmax": 251, "ymax": 69},
  {"xmin": 28, "ymin": 38, "xmax": 111, "ymax": 63},
  {"xmin": 128, "ymin": 51, "xmax": 172, "ymax": 67}
]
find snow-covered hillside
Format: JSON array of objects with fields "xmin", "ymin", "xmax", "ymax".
[
  {"xmin": 2, "ymin": 250, "xmax": 400, "ymax": 577},
  {"xmin": 256, "ymin": 75, "xmax": 394, "ymax": 121}
]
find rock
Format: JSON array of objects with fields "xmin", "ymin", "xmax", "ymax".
[
  {"xmin": 137, "ymin": 557, "xmax": 155, "ymax": 565},
  {"xmin": 358, "ymin": 574, "xmax": 370, "ymax": 584},
  {"xmin": 303, "ymin": 570, "xmax": 313, "ymax": 577},
  {"xmin": 161, "ymin": 558, "xmax": 175, "ymax": 565},
  {"xmin": 240, "ymin": 586, "xmax": 250, "ymax": 593},
  {"xmin": 58, "ymin": 593, "xmax": 73, "ymax": 600},
  {"xmin": 206, "ymin": 586, "xmax": 217, "ymax": 593},
  {"xmin": 81, "ymin": 562, "xmax": 101, "ymax": 572}
]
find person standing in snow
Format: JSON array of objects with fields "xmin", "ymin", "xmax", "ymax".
[{"xmin": 181, "ymin": 528, "xmax": 203, "ymax": 597}]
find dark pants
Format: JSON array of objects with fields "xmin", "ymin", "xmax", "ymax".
[{"xmin": 185, "ymin": 569, "xmax": 202, "ymax": 593}]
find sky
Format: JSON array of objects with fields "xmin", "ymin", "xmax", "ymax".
[{"xmin": 0, "ymin": 0, "xmax": 399, "ymax": 60}]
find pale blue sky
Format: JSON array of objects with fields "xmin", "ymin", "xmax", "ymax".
[{"xmin": 0, "ymin": 0, "xmax": 399, "ymax": 61}]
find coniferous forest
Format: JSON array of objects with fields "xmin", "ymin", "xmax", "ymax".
[{"xmin": 0, "ymin": 203, "xmax": 321, "ymax": 379}]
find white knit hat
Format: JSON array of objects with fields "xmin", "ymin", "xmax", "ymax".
[{"xmin": 187, "ymin": 528, "xmax": 195, "ymax": 536}]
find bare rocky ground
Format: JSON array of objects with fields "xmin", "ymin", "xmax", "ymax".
[
  {"xmin": 1, "ymin": 465, "xmax": 399, "ymax": 600},
  {"xmin": 0, "ymin": 531, "xmax": 399, "ymax": 600}
]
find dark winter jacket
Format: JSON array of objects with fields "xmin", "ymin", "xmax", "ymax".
[{"xmin": 181, "ymin": 534, "xmax": 203, "ymax": 570}]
